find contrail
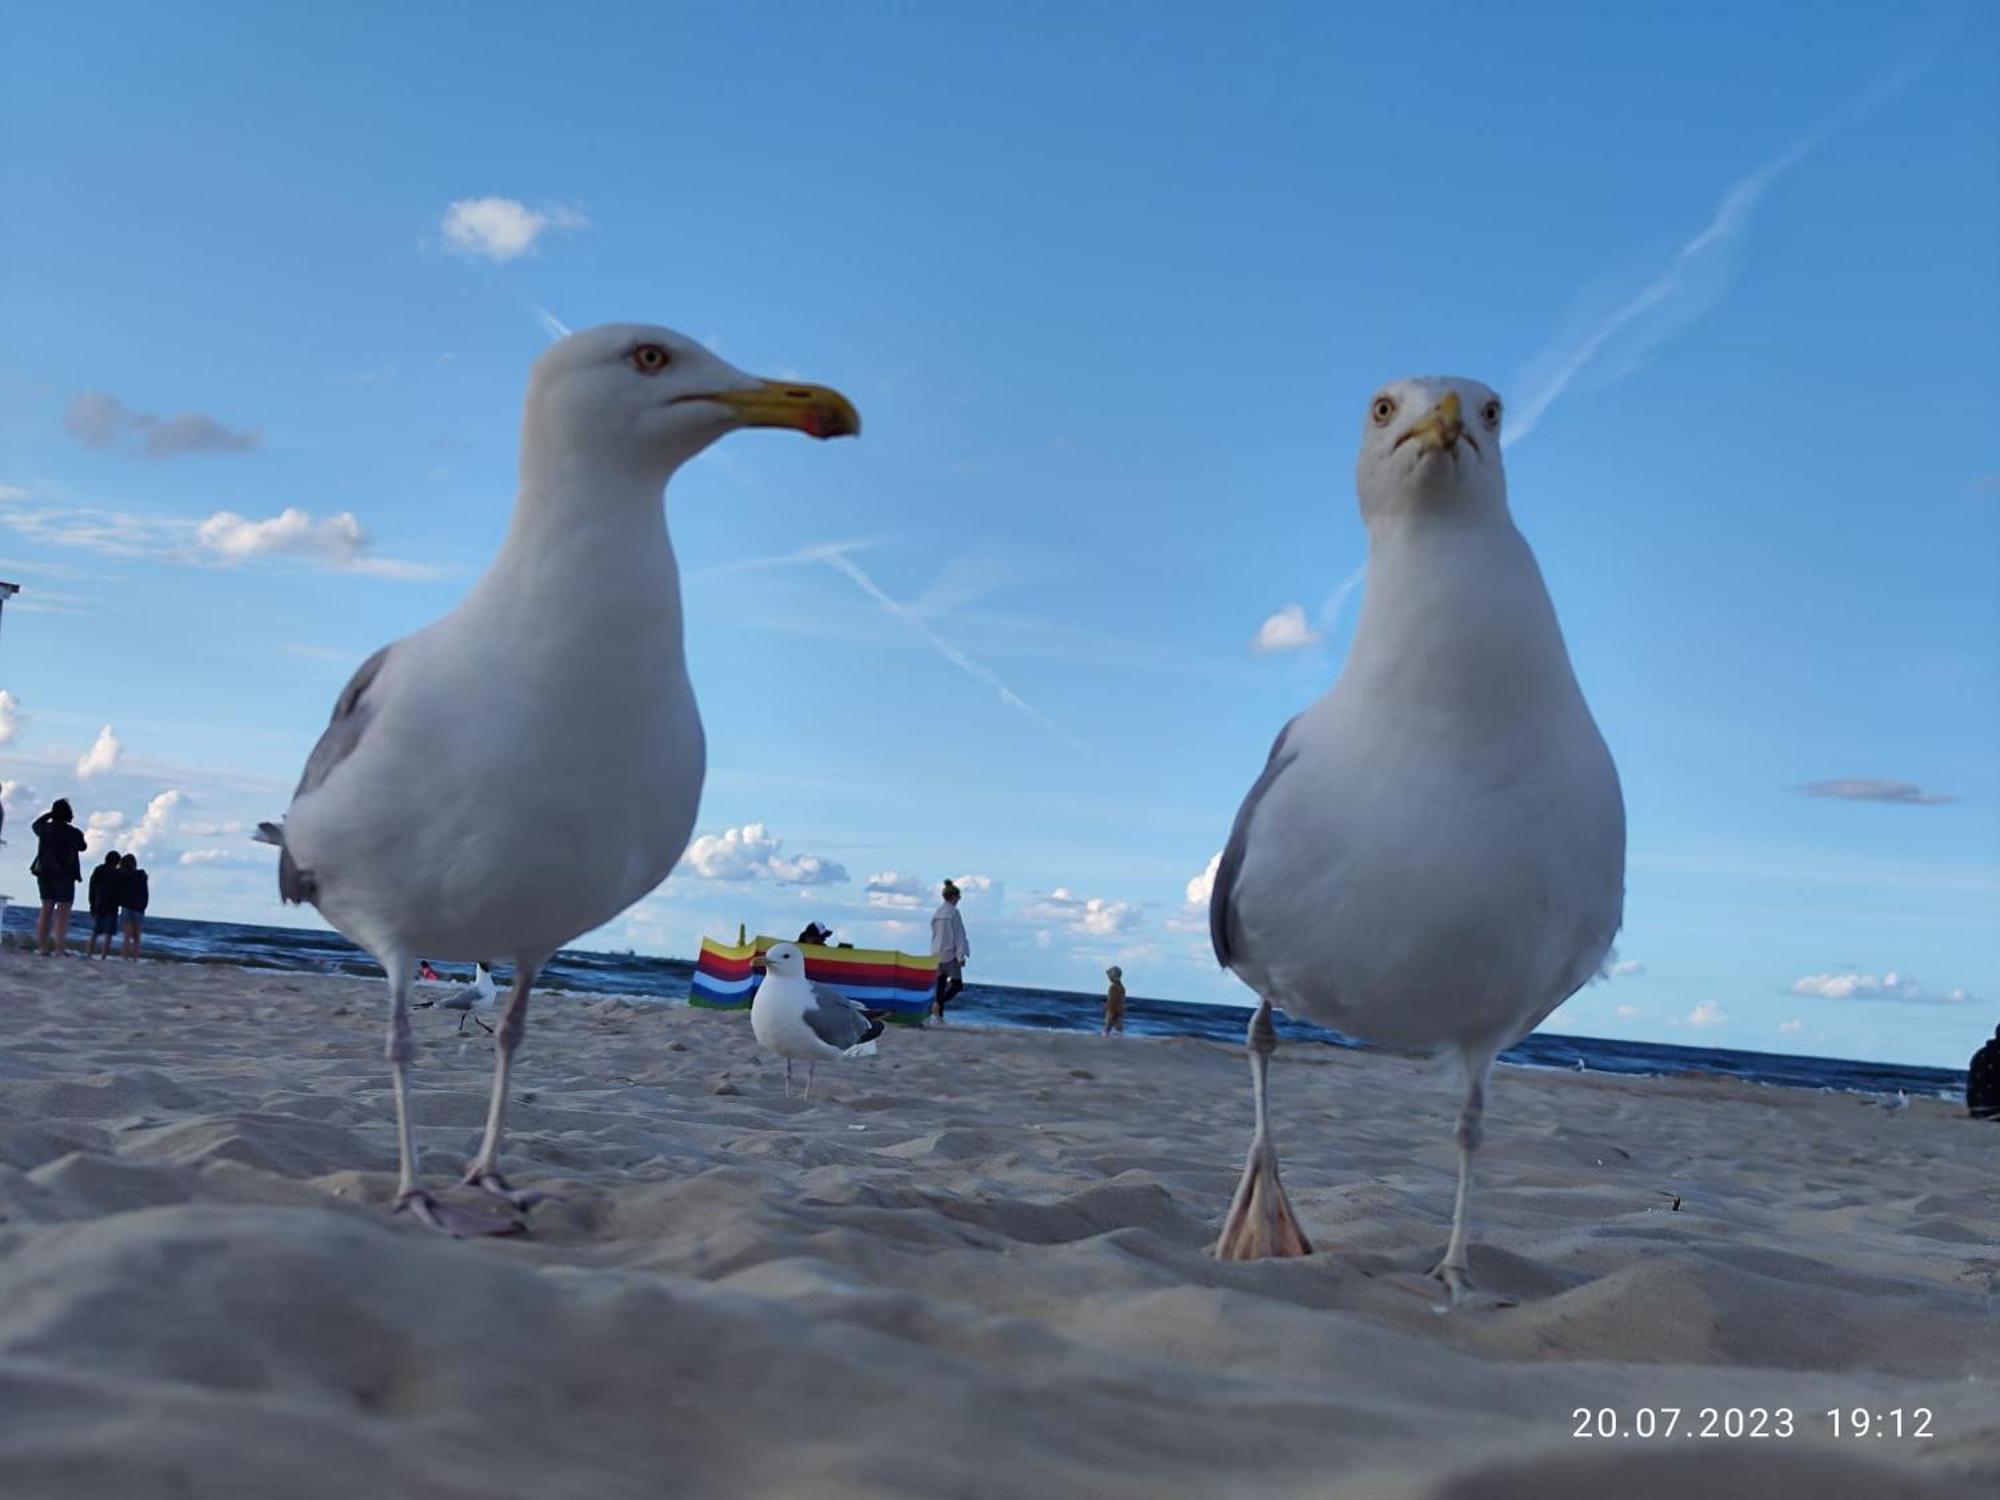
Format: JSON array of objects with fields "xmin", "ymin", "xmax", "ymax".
[
  {"xmin": 814, "ymin": 549, "xmax": 1081, "ymax": 749},
  {"xmin": 533, "ymin": 304, "xmax": 572, "ymax": 342},
  {"xmin": 1505, "ymin": 55, "xmax": 1927, "ymax": 450}
]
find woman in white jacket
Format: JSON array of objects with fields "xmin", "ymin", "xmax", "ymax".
[{"xmin": 929, "ymin": 880, "xmax": 970, "ymax": 1021}]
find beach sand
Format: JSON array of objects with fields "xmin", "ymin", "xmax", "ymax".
[{"xmin": 0, "ymin": 952, "xmax": 1993, "ymax": 1498}]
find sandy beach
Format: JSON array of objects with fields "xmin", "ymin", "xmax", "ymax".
[{"xmin": 0, "ymin": 951, "xmax": 1992, "ymax": 1498}]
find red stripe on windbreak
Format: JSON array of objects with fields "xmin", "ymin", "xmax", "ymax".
[
  {"xmin": 805, "ymin": 959, "xmax": 937, "ymax": 985},
  {"xmin": 698, "ymin": 954, "xmax": 758, "ymax": 979}
]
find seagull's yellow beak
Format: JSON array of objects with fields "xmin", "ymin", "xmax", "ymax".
[
  {"xmin": 701, "ymin": 380, "xmax": 861, "ymax": 440},
  {"xmin": 1399, "ymin": 391, "xmax": 1464, "ymax": 455}
]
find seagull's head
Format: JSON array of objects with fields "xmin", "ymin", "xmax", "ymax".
[
  {"xmin": 758, "ymin": 942, "xmax": 805, "ymax": 978},
  {"xmin": 1355, "ymin": 377, "xmax": 1507, "ymax": 524},
  {"xmin": 525, "ymin": 324, "xmax": 860, "ymax": 480}
]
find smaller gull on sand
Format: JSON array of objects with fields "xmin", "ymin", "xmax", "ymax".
[
  {"xmin": 415, "ymin": 963, "xmax": 498, "ymax": 1034},
  {"xmin": 751, "ymin": 943, "xmax": 886, "ymax": 1099}
]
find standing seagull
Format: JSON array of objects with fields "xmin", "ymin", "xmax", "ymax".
[
  {"xmin": 750, "ymin": 942, "xmax": 885, "ymax": 1099},
  {"xmin": 414, "ymin": 962, "xmax": 498, "ymax": 1034},
  {"xmin": 259, "ymin": 325, "xmax": 858, "ymax": 1235},
  {"xmin": 1209, "ymin": 378, "xmax": 1623, "ymax": 1303}
]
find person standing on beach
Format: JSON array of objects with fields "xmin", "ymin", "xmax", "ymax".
[
  {"xmin": 1968, "ymin": 1025, "xmax": 2000, "ymax": 1120},
  {"xmin": 930, "ymin": 880, "xmax": 970, "ymax": 1022},
  {"xmin": 29, "ymin": 799, "xmax": 87, "ymax": 956},
  {"xmin": 1103, "ymin": 966, "xmax": 1127, "ymax": 1035},
  {"xmin": 116, "ymin": 852, "xmax": 149, "ymax": 960},
  {"xmin": 86, "ymin": 849, "xmax": 122, "ymax": 959}
]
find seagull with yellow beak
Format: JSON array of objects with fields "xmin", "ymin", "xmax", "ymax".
[
  {"xmin": 1208, "ymin": 376, "xmax": 1624, "ymax": 1304},
  {"xmin": 259, "ymin": 324, "xmax": 859, "ymax": 1235}
]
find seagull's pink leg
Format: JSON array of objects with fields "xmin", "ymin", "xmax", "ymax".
[
  {"xmin": 1215, "ymin": 997, "xmax": 1313, "ymax": 1260},
  {"xmin": 461, "ymin": 958, "xmax": 558, "ymax": 1213}
]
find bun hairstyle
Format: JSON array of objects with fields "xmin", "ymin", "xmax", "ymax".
[{"xmin": 941, "ymin": 880, "xmax": 960, "ymax": 900}]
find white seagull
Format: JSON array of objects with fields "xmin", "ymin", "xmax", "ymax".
[
  {"xmin": 258, "ymin": 325, "xmax": 858, "ymax": 1235},
  {"xmin": 415, "ymin": 962, "xmax": 498, "ymax": 1034},
  {"xmin": 1209, "ymin": 378, "xmax": 1624, "ymax": 1304},
  {"xmin": 750, "ymin": 942, "xmax": 886, "ymax": 1099}
]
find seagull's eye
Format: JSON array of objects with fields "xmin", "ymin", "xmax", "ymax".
[
  {"xmin": 628, "ymin": 344, "xmax": 672, "ymax": 375},
  {"xmin": 1481, "ymin": 399, "xmax": 1501, "ymax": 430},
  {"xmin": 1370, "ymin": 395, "xmax": 1397, "ymax": 426}
]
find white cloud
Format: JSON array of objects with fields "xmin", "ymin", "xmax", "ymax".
[
  {"xmin": 1251, "ymin": 603, "xmax": 1321, "ymax": 654},
  {"xmin": 65, "ymin": 391, "xmax": 260, "ymax": 459},
  {"xmin": 1614, "ymin": 1003, "xmax": 1642, "ymax": 1019},
  {"xmin": 0, "ymin": 487, "xmax": 441, "ymax": 582},
  {"xmin": 1609, "ymin": 959, "xmax": 1644, "ymax": 978},
  {"xmin": 1168, "ymin": 852, "xmax": 1222, "ymax": 933},
  {"xmin": 0, "ymin": 689, "xmax": 19, "ymax": 746},
  {"xmin": 179, "ymin": 846, "xmax": 264, "ymax": 866},
  {"xmin": 1798, "ymin": 778, "xmax": 1956, "ymax": 807},
  {"xmin": 1687, "ymin": 1000, "xmax": 1728, "ymax": 1028},
  {"xmin": 440, "ymin": 197, "xmax": 588, "ymax": 262},
  {"xmin": 681, "ymin": 822, "xmax": 848, "ymax": 886},
  {"xmin": 76, "ymin": 724, "xmax": 122, "ymax": 780},
  {"xmin": 865, "ymin": 870, "xmax": 930, "ymax": 909},
  {"xmin": 1778, "ymin": 1018, "xmax": 1804, "ymax": 1034},
  {"xmin": 85, "ymin": 789, "xmax": 182, "ymax": 858},
  {"xmin": 1790, "ymin": 970, "xmax": 1974, "ymax": 1006},
  {"xmin": 1020, "ymin": 886, "xmax": 1142, "ymax": 937}
]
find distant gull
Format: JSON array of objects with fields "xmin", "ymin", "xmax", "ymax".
[
  {"xmin": 414, "ymin": 963, "xmax": 498, "ymax": 1034},
  {"xmin": 257, "ymin": 325, "xmax": 858, "ymax": 1235},
  {"xmin": 751, "ymin": 942, "xmax": 886, "ymax": 1099},
  {"xmin": 1209, "ymin": 378, "xmax": 1624, "ymax": 1304}
]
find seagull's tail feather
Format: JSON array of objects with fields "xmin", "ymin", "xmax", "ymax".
[
  {"xmin": 842, "ymin": 1036, "xmax": 880, "ymax": 1059},
  {"xmin": 253, "ymin": 821, "xmax": 285, "ymax": 847}
]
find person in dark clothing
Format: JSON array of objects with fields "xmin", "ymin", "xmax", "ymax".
[
  {"xmin": 30, "ymin": 799, "xmax": 88, "ymax": 956},
  {"xmin": 86, "ymin": 849, "xmax": 123, "ymax": 959},
  {"xmin": 1968, "ymin": 1026, "xmax": 2000, "ymax": 1120},
  {"xmin": 116, "ymin": 852, "xmax": 149, "ymax": 960},
  {"xmin": 797, "ymin": 921, "xmax": 834, "ymax": 946}
]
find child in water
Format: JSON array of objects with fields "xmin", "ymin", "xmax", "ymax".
[{"xmin": 1103, "ymin": 966, "xmax": 1126, "ymax": 1035}]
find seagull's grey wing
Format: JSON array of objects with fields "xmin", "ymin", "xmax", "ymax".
[
  {"xmin": 293, "ymin": 644, "xmax": 393, "ymax": 801},
  {"xmin": 265, "ymin": 644, "xmax": 392, "ymax": 905},
  {"xmin": 1210, "ymin": 714, "xmax": 1302, "ymax": 971},
  {"xmin": 803, "ymin": 981, "xmax": 885, "ymax": 1051}
]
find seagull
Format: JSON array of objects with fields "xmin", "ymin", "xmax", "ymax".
[
  {"xmin": 414, "ymin": 962, "xmax": 498, "ymax": 1034},
  {"xmin": 257, "ymin": 325, "xmax": 858, "ymax": 1235},
  {"xmin": 1208, "ymin": 378, "xmax": 1624, "ymax": 1304},
  {"xmin": 750, "ymin": 942, "xmax": 886, "ymax": 1099}
]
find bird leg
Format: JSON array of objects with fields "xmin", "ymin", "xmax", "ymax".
[
  {"xmin": 461, "ymin": 961, "xmax": 557, "ymax": 1213},
  {"xmin": 805, "ymin": 1061, "xmax": 816, "ymax": 1101},
  {"xmin": 784, "ymin": 1058, "xmax": 793, "ymax": 1098},
  {"xmin": 1215, "ymin": 997, "xmax": 1313, "ymax": 1260},
  {"xmin": 1428, "ymin": 1062, "xmax": 1510, "ymax": 1309},
  {"xmin": 384, "ymin": 955, "xmax": 519, "ymax": 1237}
]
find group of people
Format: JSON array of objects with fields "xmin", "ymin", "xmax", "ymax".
[{"xmin": 27, "ymin": 799, "xmax": 150, "ymax": 959}]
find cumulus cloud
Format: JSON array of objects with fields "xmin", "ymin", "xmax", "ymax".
[
  {"xmin": 75, "ymin": 724, "xmax": 122, "ymax": 779},
  {"xmin": 0, "ymin": 487, "xmax": 441, "ymax": 582},
  {"xmin": 440, "ymin": 197, "xmax": 589, "ymax": 262},
  {"xmin": 681, "ymin": 823, "xmax": 848, "ymax": 885},
  {"xmin": 65, "ymin": 391, "xmax": 260, "ymax": 459},
  {"xmin": 1609, "ymin": 959, "xmax": 1644, "ymax": 978},
  {"xmin": 1687, "ymin": 1000, "xmax": 1728, "ymax": 1028},
  {"xmin": 179, "ymin": 846, "xmax": 264, "ymax": 867},
  {"xmin": 86, "ymin": 790, "xmax": 182, "ymax": 857},
  {"xmin": 1168, "ymin": 852, "xmax": 1222, "ymax": 933},
  {"xmin": 864, "ymin": 870, "xmax": 931, "ymax": 909},
  {"xmin": 1614, "ymin": 1004, "xmax": 1642, "ymax": 1019},
  {"xmin": 1790, "ymin": 970, "xmax": 1974, "ymax": 1006},
  {"xmin": 0, "ymin": 689, "xmax": 19, "ymax": 746},
  {"xmin": 1778, "ymin": 1018, "xmax": 1804, "ymax": 1034},
  {"xmin": 1798, "ymin": 778, "xmax": 1957, "ymax": 807},
  {"xmin": 1251, "ymin": 603, "xmax": 1321, "ymax": 654},
  {"xmin": 1020, "ymin": 887, "xmax": 1142, "ymax": 937}
]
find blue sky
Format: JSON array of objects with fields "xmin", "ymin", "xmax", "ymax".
[{"xmin": 2, "ymin": 4, "xmax": 1994, "ymax": 1068}]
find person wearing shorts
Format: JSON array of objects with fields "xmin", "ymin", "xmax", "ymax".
[
  {"xmin": 30, "ymin": 799, "xmax": 88, "ymax": 956},
  {"xmin": 117, "ymin": 852, "xmax": 150, "ymax": 960},
  {"xmin": 86, "ymin": 849, "xmax": 123, "ymax": 958}
]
